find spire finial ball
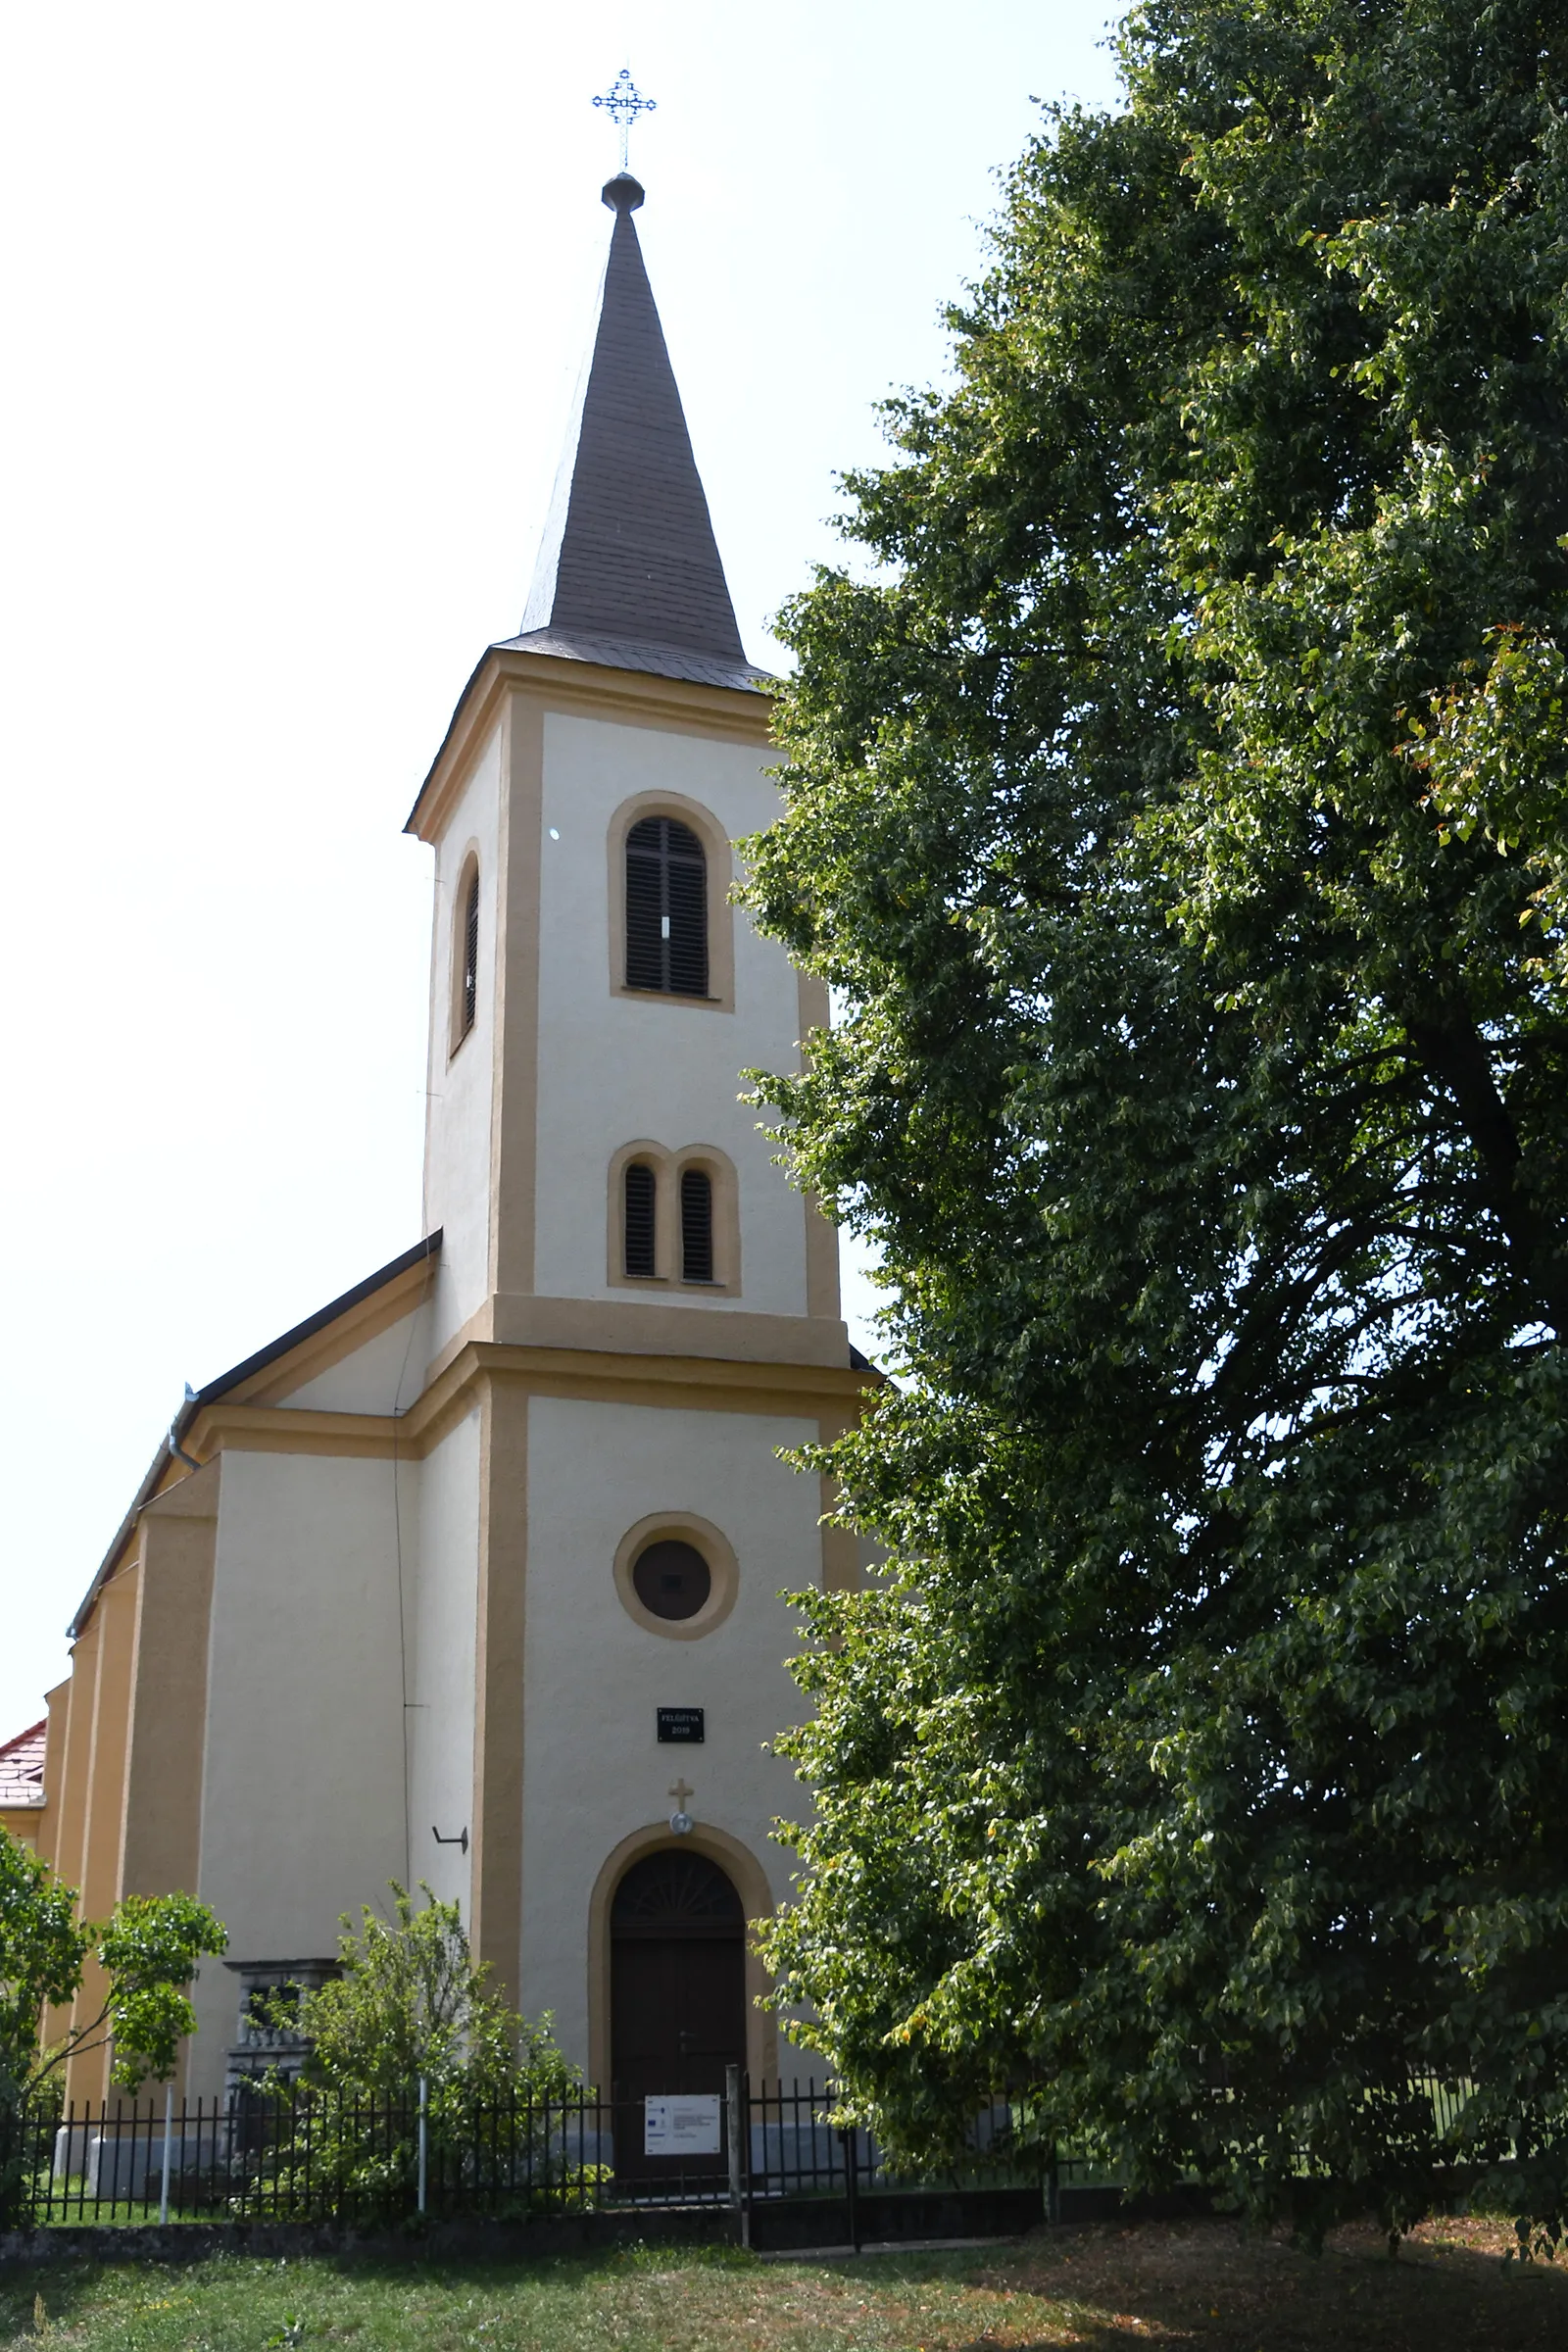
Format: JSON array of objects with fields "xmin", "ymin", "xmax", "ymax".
[{"xmin": 602, "ymin": 172, "xmax": 645, "ymax": 215}]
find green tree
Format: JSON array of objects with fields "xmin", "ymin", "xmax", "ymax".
[
  {"xmin": 0, "ymin": 1825, "xmax": 225, "ymax": 2218},
  {"xmin": 744, "ymin": 0, "xmax": 1568, "ymax": 2247},
  {"xmin": 253, "ymin": 1885, "xmax": 585, "ymax": 2224},
  {"xmin": 287, "ymin": 1883, "xmax": 580, "ymax": 2109}
]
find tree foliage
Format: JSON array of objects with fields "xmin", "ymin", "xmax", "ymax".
[
  {"xmin": 0, "ymin": 1827, "xmax": 224, "ymax": 2112},
  {"xmin": 0, "ymin": 1826, "xmax": 225, "ymax": 2220},
  {"xmin": 744, "ymin": 0, "xmax": 1568, "ymax": 2245},
  {"xmin": 288, "ymin": 1884, "xmax": 580, "ymax": 2112},
  {"xmin": 252, "ymin": 1886, "xmax": 586, "ymax": 2224}
]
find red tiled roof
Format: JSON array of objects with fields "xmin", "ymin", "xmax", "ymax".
[{"xmin": 0, "ymin": 1719, "xmax": 46, "ymax": 1808}]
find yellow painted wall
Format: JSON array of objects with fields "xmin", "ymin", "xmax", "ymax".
[
  {"xmin": 64, "ymin": 1563, "xmax": 140, "ymax": 2105},
  {"xmin": 34, "ymin": 1469, "xmax": 221, "ymax": 2109},
  {"xmin": 36, "ymin": 1680, "xmax": 71, "ymax": 1871}
]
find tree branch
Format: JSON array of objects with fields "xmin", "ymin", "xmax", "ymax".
[{"xmin": 1401, "ymin": 995, "xmax": 1568, "ymax": 1337}]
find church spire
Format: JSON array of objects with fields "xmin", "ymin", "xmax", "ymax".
[{"xmin": 515, "ymin": 174, "xmax": 755, "ymax": 685}]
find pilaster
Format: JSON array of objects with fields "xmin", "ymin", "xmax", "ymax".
[
  {"xmin": 489, "ymin": 690, "xmax": 544, "ymax": 1301},
  {"xmin": 469, "ymin": 1373, "xmax": 528, "ymax": 1999}
]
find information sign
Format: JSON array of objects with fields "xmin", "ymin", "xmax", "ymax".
[{"xmin": 644, "ymin": 2093, "xmax": 722, "ymax": 2156}]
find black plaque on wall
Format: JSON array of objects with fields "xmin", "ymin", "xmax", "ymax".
[{"xmin": 657, "ymin": 1707, "xmax": 705, "ymax": 1743}]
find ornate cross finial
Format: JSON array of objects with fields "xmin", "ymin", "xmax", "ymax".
[
  {"xmin": 593, "ymin": 67, "xmax": 656, "ymax": 172},
  {"xmin": 667, "ymin": 1777, "xmax": 695, "ymax": 1834}
]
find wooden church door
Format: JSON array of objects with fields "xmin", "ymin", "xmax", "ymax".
[{"xmin": 610, "ymin": 1848, "xmax": 746, "ymax": 2179}]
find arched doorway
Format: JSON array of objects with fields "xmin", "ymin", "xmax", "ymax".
[{"xmin": 611, "ymin": 1847, "xmax": 746, "ymax": 2179}]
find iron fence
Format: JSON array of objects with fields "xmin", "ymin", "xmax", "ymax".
[
  {"xmin": 7, "ymin": 2084, "xmax": 711, "ymax": 2228},
  {"xmin": 0, "ymin": 2071, "xmax": 1485, "ymax": 2232},
  {"xmin": 7, "ymin": 2077, "xmax": 925, "ymax": 2230}
]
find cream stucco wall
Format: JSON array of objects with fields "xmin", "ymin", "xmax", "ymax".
[
  {"xmin": 408, "ymin": 1406, "xmax": 480, "ymax": 1915},
  {"xmin": 279, "ymin": 1302, "xmax": 432, "ymax": 1414},
  {"xmin": 532, "ymin": 713, "xmax": 809, "ymax": 1319},
  {"xmin": 423, "ymin": 717, "xmax": 502, "ymax": 1356},
  {"xmin": 515, "ymin": 1393, "xmax": 819, "ymax": 2075},
  {"xmin": 188, "ymin": 1447, "xmax": 409, "ymax": 2095}
]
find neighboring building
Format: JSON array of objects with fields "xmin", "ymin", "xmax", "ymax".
[
  {"xmin": 26, "ymin": 171, "xmax": 873, "ymax": 2107},
  {"xmin": 0, "ymin": 1719, "xmax": 47, "ymax": 1849}
]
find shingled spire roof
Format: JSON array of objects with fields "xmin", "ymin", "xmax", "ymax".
[{"xmin": 507, "ymin": 174, "xmax": 765, "ymax": 693}]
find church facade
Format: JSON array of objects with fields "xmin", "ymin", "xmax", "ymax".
[{"xmin": 24, "ymin": 171, "xmax": 871, "ymax": 2107}]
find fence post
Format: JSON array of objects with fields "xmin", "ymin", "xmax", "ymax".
[
  {"xmin": 725, "ymin": 2065, "xmax": 743, "ymax": 2237},
  {"xmin": 158, "ymin": 2082, "xmax": 173, "ymax": 2226},
  {"xmin": 841, "ymin": 2124, "xmax": 860, "ymax": 2254},
  {"xmin": 417, "ymin": 2075, "xmax": 428, "ymax": 2216},
  {"xmin": 1046, "ymin": 2144, "xmax": 1059, "ymax": 2228}
]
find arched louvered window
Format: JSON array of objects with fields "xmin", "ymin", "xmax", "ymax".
[
  {"xmin": 625, "ymin": 816, "xmax": 708, "ymax": 997},
  {"xmin": 451, "ymin": 858, "xmax": 481, "ymax": 1053},
  {"xmin": 680, "ymin": 1167, "xmax": 713, "ymax": 1284},
  {"xmin": 461, "ymin": 866, "xmax": 480, "ymax": 1040},
  {"xmin": 623, "ymin": 1161, "xmax": 657, "ymax": 1279}
]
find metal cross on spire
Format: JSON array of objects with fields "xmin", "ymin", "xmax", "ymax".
[{"xmin": 593, "ymin": 66, "xmax": 656, "ymax": 172}]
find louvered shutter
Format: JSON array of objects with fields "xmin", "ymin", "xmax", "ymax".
[
  {"xmin": 664, "ymin": 821, "xmax": 708, "ymax": 997},
  {"xmin": 625, "ymin": 819, "xmax": 664, "ymax": 990},
  {"xmin": 680, "ymin": 1167, "xmax": 713, "ymax": 1283},
  {"xmin": 623, "ymin": 1162, "xmax": 657, "ymax": 1278},
  {"xmin": 624, "ymin": 815, "xmax": 708, "ymax": 997},
  {"xmin": 462, "ymin": 868, "xmax": 479, "ymax": 1037}
]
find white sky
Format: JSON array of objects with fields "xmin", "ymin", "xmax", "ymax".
[{"xmin": 0, "ymin": 1, "xmax": 1123, "ymax": 1739}]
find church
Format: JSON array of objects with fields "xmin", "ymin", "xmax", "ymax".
[{"xmin": 16, "ymin": 166, "xmax": 873, "ymax": 2110}]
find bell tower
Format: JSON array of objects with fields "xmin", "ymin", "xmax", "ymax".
[
  {"xmin": 402, "ymin": 171, "xmax": 865, "ymax": 2078},
  {"xmin": 410, "ymin": 171, "xmax": 845, "ymax": 1377}
]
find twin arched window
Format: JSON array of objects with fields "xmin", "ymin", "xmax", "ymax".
[
  {"xmin": 625, "ymin": 816, "xmax": 708, "ymax": 998},
  {"xmin": 623, "ymin": 1160, "xmax": 715, "ymax": 1284},
  {"xmin": 679, "ymin": 1167, "xmax": 713, "ymax": 1284},
  {"xmin": 624, "ymin": 1161, "xmax": 657, "ymax": 1278}
]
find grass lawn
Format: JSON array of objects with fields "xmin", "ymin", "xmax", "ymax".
[{"xmin": 3, "ymin": 2216, "xmax": 1564, "ymax": 2351}]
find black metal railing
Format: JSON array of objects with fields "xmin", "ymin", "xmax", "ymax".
[
  {"xmin": 1, "ymin": 2071, "xmax": 1483, "ymax": 2231},
  {"xmin": 4, "ymin": 2075, "xmax": 1038, "ymax": 2230},
  {"xmin": 10, "ymin": 2086, "xmax": 653, "ymax": 2227}
]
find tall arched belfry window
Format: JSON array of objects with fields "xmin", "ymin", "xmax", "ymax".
[
  {"xmin": 462, "ymin": 867, "xmax": 480, "ymax": 1035},
  {"xmin": 452, "ymin": 858, "xmax": 480, "ymax": 1052},
  {"xmin": 625, "ymin": 816, "xmax": 708, "ymax": 997}
]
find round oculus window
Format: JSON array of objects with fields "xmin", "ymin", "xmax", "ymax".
[{"xmin": 631, "ymin": 1539, "xmax": 711, "ymax": 1622}]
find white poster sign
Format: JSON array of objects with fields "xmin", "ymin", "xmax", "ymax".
[{"xmin": 644, "ymin": 2093, "xmax": 722, "ymax": 2156}]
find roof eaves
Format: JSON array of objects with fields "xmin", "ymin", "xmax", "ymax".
[
  {"xmin": 196, "ymin": 1230, "xmax": 442, "ymax": 1408},
  {"xmin": 70, "ymin": 1230, "xmax": 442, "ymax": 1638},
  {"xmin": 497, "ymin": 627, "xmax": 771, "ymax": 695},
  {"xmin": 71, "ymin": 1438, "xmax": 188, "ymax": 1639},
  {"xmin": 405, "ymin": 635, "xmax": 777, "ymax": 839},
  {"xmin": 406, "ymin": 645, "xmax": 501, "ymax": 836}
]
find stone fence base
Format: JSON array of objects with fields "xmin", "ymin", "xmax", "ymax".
[{"xmin": 1, "ymin": 2181, "xmax": 1220, "ymax": 2267}]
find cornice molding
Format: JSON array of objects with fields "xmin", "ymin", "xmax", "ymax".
[
  {"xmin": 182, "ymin": 1341, "xmax": 878, "ymax": 1465},
  {"xmin": 408, "ymin": 652, "xmax": 777, "ymax": 846}
]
